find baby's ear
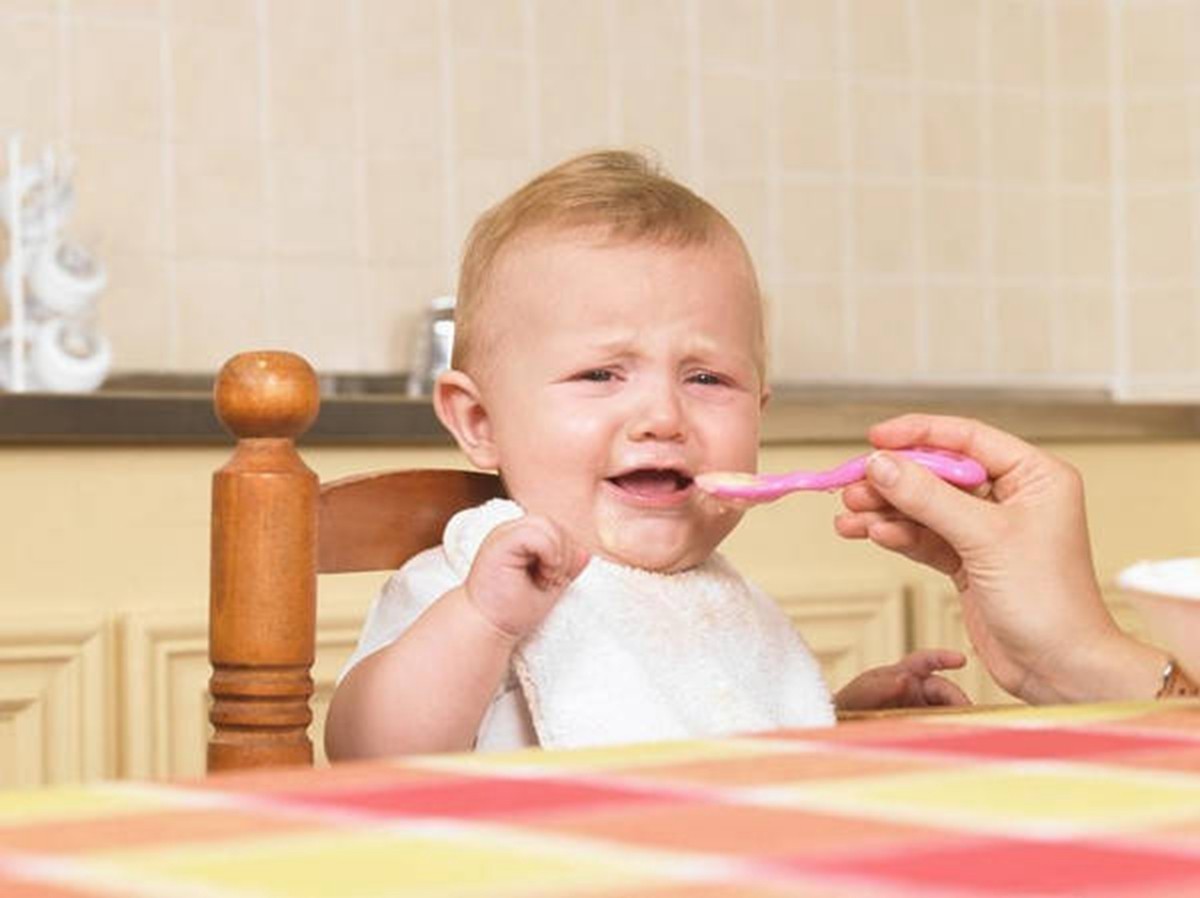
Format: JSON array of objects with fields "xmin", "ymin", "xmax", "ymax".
[{"xmin": 432, "ymin": 370, "xmax": 500, "ymax": 470}]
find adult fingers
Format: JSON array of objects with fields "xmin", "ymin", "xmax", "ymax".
[
  {"xmin": 862, "ymin": 518, "xmax": 963, "ymax": 576},
  {"xmin": 867, "ymin": 414, "xmax": 1034, "ymax": 480},
  {"xmin": 864, "ymin": 451, "xmax": 998, "ymax": 553}
]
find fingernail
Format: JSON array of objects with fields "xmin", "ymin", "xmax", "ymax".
[{"xmin": 867, "ymin": 452, "xmax": 899, "ymax": 487}]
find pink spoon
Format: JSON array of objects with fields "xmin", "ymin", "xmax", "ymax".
[{"xmin": 695, "ymin": 447, "xmax": 987, "ymax": 504}]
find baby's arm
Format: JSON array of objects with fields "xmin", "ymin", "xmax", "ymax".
[
  {"xmin": 835, "ymin": 648, "xmax": 970, "ymax": 712},
  {"xmin": 325, "ymin": 515, "xmax": 587, "ymax": 760}
]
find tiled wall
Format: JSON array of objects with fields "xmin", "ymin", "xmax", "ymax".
[{"xmin": 0, "ymin": 0, "xmax": 1197, "ymax": 399}]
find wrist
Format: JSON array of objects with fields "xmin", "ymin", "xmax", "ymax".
[
  {"xmin": 1032, "ymin": 629, "xmax": 1167, "ymax": 704},
  {"xmin": 453, "ymin": 585, "xmax": 524, "ymax": 645}
]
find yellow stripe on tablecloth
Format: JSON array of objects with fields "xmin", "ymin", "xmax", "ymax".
[
  {"xmin": 91, "ymin": 829, "xmax": 667, "ymax": 898},
  {"xmin": 0, "ymin": 786, "xmax": 171, "ymax": 825},
  {"xmin": 770, "ymin": 764, "xmax": 1200, "ymax": 833},
  {"xmin": 910, "ymin": 700, "xmax": 1199, "ymax": 728},
  {"xmin": 408, "ymin": 737, "xmax": 781, "ymax": 774}
]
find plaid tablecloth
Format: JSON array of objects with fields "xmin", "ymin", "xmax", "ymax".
[{"xmin": 3, "ymin": 701, "xmax": 1200, "ymax": 897}]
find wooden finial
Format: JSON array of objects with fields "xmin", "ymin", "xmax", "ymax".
[
  {"xmin": 208, "ymin": 350, "xmax": 320, "ymax": 772},
  {"xmin": 214, "ymin": 350, "xmax": 320, "ymax": 440}
]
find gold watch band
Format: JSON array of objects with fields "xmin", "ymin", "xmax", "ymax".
[{"xmin": 1157, "ymin": 659, "xmax": 1200, "ymax": 699}]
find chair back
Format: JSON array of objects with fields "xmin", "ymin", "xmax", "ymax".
[{"xmin": 208, "ymin": 351, "xmax": 502, "ymax": 772}]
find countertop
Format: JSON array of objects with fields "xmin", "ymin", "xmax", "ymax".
[{"xmin": 3, "ymin": 374, "xmax": 1200, "ymax": 445}]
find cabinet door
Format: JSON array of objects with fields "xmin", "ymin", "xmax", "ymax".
[
  {"xmin": 119, "ymin": 599, "xmax": 366, "ymax": 780},
  {"xmin": 0, "ymin": 613, "xmax": 113, "ymax": 787},
  {"xmin": 759, "ymin": 576, "xmax": 908, "ymax": 692},
  {"xmin": 913, "ymin": 586, "xmax": 1156, "ymax": 706}
]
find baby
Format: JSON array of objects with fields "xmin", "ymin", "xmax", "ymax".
[{"xmin": 325, "ymin": 150, "xmax": 966, "ymax": 759}]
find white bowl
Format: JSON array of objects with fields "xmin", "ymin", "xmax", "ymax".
[{"xmin": 1117, "ymin": 557, "xmax": 1200, "ymax": 680}]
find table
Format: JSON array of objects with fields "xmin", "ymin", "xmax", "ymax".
[{"xmin": 2, "ymin": 701, "xmax": 1200, "ymax": 897}]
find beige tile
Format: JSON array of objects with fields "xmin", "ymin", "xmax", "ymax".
[
  {"xmin": 922, "ymin": 90, "xmax": 980, "ymax": 178},
  {"xmin": 364, "ymin": 265, "xmax": 452, "ymax": 370},
  {"xmin": 853, "ymin": 185, "xmax": 915, "ymax": 275},
  {"xmin": 365, "ymin": 154, "xmax": 445, "ymax": 267},
  {"xmin": 265, "ymin": 0, "xmax": 353, "ymax": 148},
  {"xmin": 990, "ymin": 0, "xmax": 1043, "ymax": 87},
  {"xmin": 167, "ymin": 0, "xmax": 257, "ymax": 28},
  {"xmin": 362, "ymin": 47, "xmax": 442, "ymax": 156},
  {"xmin": 848, "ymin": 0, "xmax": 910, "ymax": 77},
  {"xmin": 1122, "ymin": 1, "xmax": 1188, "ymax": 90},
  {"xmin": 923, "ymin": 186, "xmax": 980, "ymax": 275},
  {"xmin": 1123, "ymin": 98, "xmax": 1192, "ymax": 186},
  {"xmin": 853, "ymin": 282, "xmax": 918, "ymax": 376},
  {"xmin": 538, "ymin": 62, "xmax": 611, "ymax": 163},
  {"xmin": 536, "ymin": 0, "xmax": 606, "ymax": 65},
  {"xmin": 925, "ymin": 284, "xmax": 989, "ymax": 375},
  {"xmin": 1125, "ymin": 192, "xmax": 1194, "ymax": 283},
  {"xmin": 617, "ymin": 0, "xmax": 686, "ymax": 77},
  {"xmin": 1127, "ymin": 288, "xmax": 1199, "ymax": 375},
  {"xmin": 779, "ymin": 78, "xmax": 840, "ymax": 172},
  {"xmin": 269, "ymin": 148, "xmax": 358, "ymax": 260},
  {"xmin": 995, "ymin": 285, "xmax": 1052, "ymax": 375},
  {"xmin": 1058, "ymin": 192, "xmax": 1111, "ymax": 282},
  {"xmin": 702, "ymin": 73, "xmax": 767, "ymax": 169},
  {"xmin": 703, "ymin": 175, "xmax": 767, "ymax": 271},
  {"xmin": 96, "ymin": 252, "xmax": 172, "ymax": 370},
  {"xmin": 699, "ymin": 0, "xmax": 764, "ymax": 69},
  {"xmin": 173, "ymin": 142, "xmax": 266, "ymax": 257},
  {"xmin": 776, "ymin": 0, "xmax": 837, "ymax": 75},
  {"xmin": 175, "ymin": 258, "xmax": 268, "ymax": 370},
  {"xmin": 451, "ymin": 0, "xmax": 521, "ymax": 53},
  {"xmin": 170, "ymin": 25, "xmax": 259, "ymax": 143},
  {"xmin": 68, "ymin": 0, "xmax": 160, "ymax": 20},
  {"xmin": 852, "ymin": 85, "xmax": 914, "ymax": 176},
  {"xmin": 994, "ymin": 189, "xmax": 1051, "ymax": 276},
  {"xmin": 1055, "ymin": 0, "xmax": 1108, "ymax": 90},
  {"xmin": 68, "ymin": 20, "xmax": 163, "ymax": 140},
  {"xmin": 778, "ymin": 181, "xmax": 840, "ymax": 276},
  {"xmin": 360, "ymin": 0, "xmax": 439, "ymax": 51},
  {"xmin": 72, "ymin": 139, "xmax": 167, "ymax": 254},
  {"xmin": 769, "ymin": 279, "xmax": 848, "ymax": 379},
  {"xmin": 991, "ymin": 95, "xmax": 1047, "ymax": 182},
  {"xmin": 1057, "ymin": 100, "xmax": 1110, "ymax": 186},
  {"xmin": 0, "ymin": 0, "xmax": 59, "ymax": 14},
  {"xmin": 267, "ymin": 261, "xmax": 368, "ymax": 371},
  {"xmin": 620, "ymin": 69, "xmax": 690, "ymax": 171},
  {"xmin": 918, "ymin": 0, "xmax": 980, "ymax": 84},
  {"xmin": 454, "ymin": 53, "xmax": 530, "ymax": 159},
  {"xmin": 0, "ymin": 16, "xmax": 61, "ymax": 135},
  {"xmin": 1058, "ymin": 286, "xmax": 1113, "ymax": 374}
]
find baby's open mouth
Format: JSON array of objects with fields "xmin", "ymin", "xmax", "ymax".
[{"xmin": 608, "ymin": 468, "xmax": 694, "ymax": 497}]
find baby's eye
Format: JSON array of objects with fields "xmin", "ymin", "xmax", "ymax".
[
  {"xmin": 689, "ymin": 371, "xmax": 726, "ymax": 386},
  {"xmin": 577, "ymin": 369, "xmax": 614, "ymax": 382}
]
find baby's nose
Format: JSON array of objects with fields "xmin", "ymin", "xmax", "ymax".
[{"xmin": 628, "ymin": 383, "xmax": 686, "ymax": 441}]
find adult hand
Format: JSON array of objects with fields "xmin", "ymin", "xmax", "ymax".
[{"xmin": 834, "ymin": 414, "xmax": 1165, "ymax": 704}]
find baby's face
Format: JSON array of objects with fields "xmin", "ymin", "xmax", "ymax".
[{"xmin": 476, "ymin": 230, "xmax": 766, "ymax": 572}]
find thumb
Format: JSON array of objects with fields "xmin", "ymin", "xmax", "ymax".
[{"xmin": 866, "ymin": 450, "xmax": 993, "ymax": 550}]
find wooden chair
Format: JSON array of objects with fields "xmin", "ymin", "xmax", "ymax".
[{"xmin": 207, "ymin": 350, "xmax": 503, "ymax": 773}]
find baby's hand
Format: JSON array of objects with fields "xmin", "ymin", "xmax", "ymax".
[
  {"xmin": 463, "ymin": 515, "xmax": 589, "ymax": 640},
  {"xmin": 835, "ymin": 648, "xmax": 971, "ymax": 712}
]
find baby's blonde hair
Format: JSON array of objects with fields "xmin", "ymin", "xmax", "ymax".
[{"xmin": 453, "ymin": 149, "xmax": 762, "ymax": 374}]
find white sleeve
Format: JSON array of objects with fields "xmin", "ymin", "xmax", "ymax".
[{"xmin": 336, "ymin": 545, "xmax": 462, "ymax": 684}]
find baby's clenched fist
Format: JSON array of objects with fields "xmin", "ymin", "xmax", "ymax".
[{"xmin": 463, "ymin": 515, "xmax": 589, "ymax": 640}]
